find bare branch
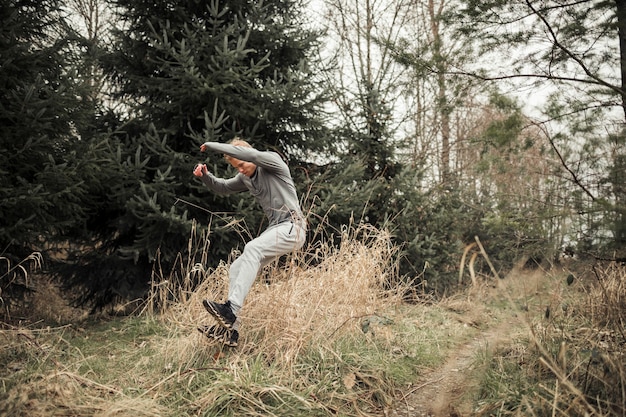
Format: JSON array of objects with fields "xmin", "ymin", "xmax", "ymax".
[
  {"xmin": 531, "ymin": 120, "xmax": 597, "ymax": 201},
  {"xmin": 524, "ymin": 0, "xmax": 623, "ymax": 97}
]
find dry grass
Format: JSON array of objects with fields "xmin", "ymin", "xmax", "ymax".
[
  {"xmin": 144, "ymin": 223, "xmax": 418, "ymax": 416},
  {"xmin": 6, "ymin": 222, "xmax": 624, "ymax": 417},
  {"xmin": 531, "ymin": 262, "xmax": 626, "ymax": 416},
  {"xmin": 0, "ymin": 222, "xmax": 418, "ymax": 417},
  {"xmin": 2, "ymin": 223, "xmax": 425, "ymax": 417},
  {"xmin": 150, "ymin": 222, "xmax": 404, "ymax": 358},
  {"xmin": 1, "ymin": 252, "xmax": 42, "ymax": 320},
  {"xmin": 1, "ymin": 373, "xmax": 168, "ymax": 417},
  {"xmin": 472, "ymin": 262, "xmax": 626, "ymax": 416}
]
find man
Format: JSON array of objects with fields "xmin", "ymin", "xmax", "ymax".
[{"xmin": 193, "ymin": 138, "xmax": 307, "ymax": 347}]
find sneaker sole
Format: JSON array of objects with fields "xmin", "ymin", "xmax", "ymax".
[
  {"xmin": 222, "ymin": 331, "xmax": 238, "ymax": 348},
  {"xmin": 202, "ymin": 300, "xmax": 235, "ymax": 330},
  {"xmin": 197, "ymin": 326, "xmax": 236, "ymax": 346},
  {"xmin": 197, "ymin": 326, "xmax": 220, "ymax": 340}
]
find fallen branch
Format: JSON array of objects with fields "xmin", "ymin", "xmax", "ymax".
[{"xmin": 474, "ymin": 236, "xmax": 502, "ymax": 282}]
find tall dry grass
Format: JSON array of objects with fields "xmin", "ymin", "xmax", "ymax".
[
  {"xmin": 149, "ymin": 222, "xmax": 405, "ymax": 366},
  {"xmin": 475, "ymin": 262, "xmax": 626, "ymax": 416},
  {"xmin": 140, "ymin": 221, "xmax": 410, "ymax": 415},
  {"xmin": 530, "ymin": 262, "xmax": 626, "ymax": 416},
  {"xmin": 0, "ymin": 252, "xmax": 46, "ymax": 322},
  {"xmin": 1, "ymin": 221, "xmax": 414, "ymax": 417}
]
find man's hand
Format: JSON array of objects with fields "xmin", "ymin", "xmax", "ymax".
[
  {"xmin": 193, "ymin": 163, "xmax": 208, "ymax": 177},
  {"xmin": 200, "ymin": 144, "xmax": 208, "ymax": 152}
]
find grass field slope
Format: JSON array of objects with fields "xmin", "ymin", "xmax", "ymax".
[{"xmin": 1, "ymin": 227, "xmax": 624, "ymax": 416}]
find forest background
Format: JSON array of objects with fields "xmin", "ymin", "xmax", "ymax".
[{"xmin": 1, "ymin": 0, "xmax": 625, "ymax": 313}]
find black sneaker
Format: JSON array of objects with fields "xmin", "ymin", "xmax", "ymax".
[
  {"xmin": 223, "ymin": 329, "xmax": 239, "ymax": 348},
  {"xmin": 197, "ymin": 324, "xmax": 239, "ymax": 348},
  {"xmin": 197, "ymin": 324, "xmax": 227, "ymax": 341},
  {"xmin": 203, "ymin": 299, "xmax": 237, "ymax": 329}
]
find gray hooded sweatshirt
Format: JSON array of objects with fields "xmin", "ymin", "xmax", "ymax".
[{"xmin": 198, "ymin": 142, "xmax": 304, "ymax": 228}]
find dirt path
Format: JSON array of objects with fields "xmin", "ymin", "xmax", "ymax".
[
  {"xmin": 385, "ymin": 269, "xmax": 544, "ymax": 417},
  {"xmin": 386, "ymin": 316, "xmax": 524, "ymax": 417}
]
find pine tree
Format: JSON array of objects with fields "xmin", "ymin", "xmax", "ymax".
[
  {"xmin": 0, "ymin": 1, "xmax": 97, "ymax": 258},
  {"xmin": 73, "ymin": 0, "xmax": 330, "ymax": 305}
]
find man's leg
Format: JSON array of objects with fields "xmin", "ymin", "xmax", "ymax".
[
  {"xmin": 228, "ymin": 221, "xmax": 306, "ymax": 315},
  {"xmin": 203, "ymin": 221, "xmax": 305, "ymax": 330}
]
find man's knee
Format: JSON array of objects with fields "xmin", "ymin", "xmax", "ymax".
[{"xmin": 241, "ymin": 240, "xmax": 266, "ymax": 264}]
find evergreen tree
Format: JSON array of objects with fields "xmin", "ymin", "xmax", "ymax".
[
  {"xmin": 343, "ymin": 81, "xmax": 401, "ymax": 227},
  {"xmin": 70, "ymin": 0, "xmax": 330, "ymax": 305},
  {"xmin": 0, "ymin": 1, "xmax": 97, "ymax": 258}
]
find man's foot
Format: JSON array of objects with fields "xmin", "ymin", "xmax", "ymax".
[
  {"xmin": 197, "ymin": 324, "xmax": 239, "ymax": 348},
  {"xmin": 202, "ymin": 299, "xmax": 237, "ymax": 329},
  {"xmin": 223, "ymin": 329, "xmax": 239, "ymax": 348},
  {"xmin": 197, "ymin": 324, "xmax": 227, "ymax": 340}
]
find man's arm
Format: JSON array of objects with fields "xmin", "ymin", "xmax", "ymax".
[
  {"xmin": 200, "ymin": 142, "xmax": 286, "ymax": 173},
  {"xmin": 193, "ymin": 163, "xmax": 248, "ymax": 194}
]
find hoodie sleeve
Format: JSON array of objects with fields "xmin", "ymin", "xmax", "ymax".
[
  {"xmin": 199, "ymin": 171, "xmax": 248, "ymax": 194},
  {"xmin": 201, "ymin": 142, "xmax": 287, "ymax": 173}
]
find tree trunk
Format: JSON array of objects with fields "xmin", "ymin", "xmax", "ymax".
[
  {"xmin": 616, "ymin": 0, "xmax": 626, "ymax": 120},
  {"xmin": 428, "ymin": 0, "xmax": 450, "ymax": 183}
]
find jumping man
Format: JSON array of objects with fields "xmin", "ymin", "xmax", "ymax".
[{"xmin": 193, "ymin": 138, "xmax": 307, "ymax": 347}]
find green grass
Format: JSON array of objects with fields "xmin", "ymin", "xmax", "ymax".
[
  {"xmin": 464, "ymin": 264, "xmax": 626, "ymax": 416},
  {"xmin": 470, "ymin": 334, "xmax": 538, "ymax": 415},
  {"xmin": 0, "ymin": 299, "xmax": 474, "ymax": 417},
  {"xmin": 5, "ymin": 226, "xmax": 622, "ymax": 417}
]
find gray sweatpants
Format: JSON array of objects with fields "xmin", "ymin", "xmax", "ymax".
[{"xmin": 228, "ymin": 219, "xmax": 306, "ymax": 317}]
